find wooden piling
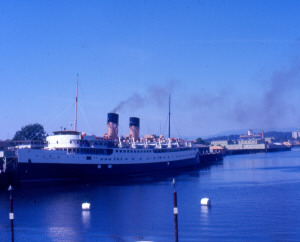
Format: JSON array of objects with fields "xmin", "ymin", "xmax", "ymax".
[
  {"xmin": 8, "ymin": 185, "xmax": 14, "ymax": 242},
  {"xmin": 173, "ymin": 179, "xmax": 178, "ymax": 242}
]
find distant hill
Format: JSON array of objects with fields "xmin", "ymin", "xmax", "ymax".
[
  {"xmin": 206, "ymin": 134, "xmax": 240, "ymax": 142},
  {"xmin": 263, "ymin": 131, "xmax": 292, "ymax": 141}
]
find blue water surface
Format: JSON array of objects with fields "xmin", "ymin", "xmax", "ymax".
[{"xmin": 1, "ymin": 148, "xmax": 300, "ymax": 241}]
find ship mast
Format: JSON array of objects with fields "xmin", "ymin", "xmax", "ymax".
[
  {"xmin": 74, "ymin": 74, "xmax": 78, "ymax": 131},
  {"xmin": 168, "ymin": 94, "xmax": 171, "ymax": 138}
]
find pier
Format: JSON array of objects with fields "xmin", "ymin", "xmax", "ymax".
[
  {"xmin": 196, "ymin": 144, "xmax": 224, "ymax": 164},
  {"xmin": 199, "ymin": 152, "xmax": 223, "ymax": 163}
]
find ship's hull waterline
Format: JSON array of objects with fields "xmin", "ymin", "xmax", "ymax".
[
  {"xmin": 17, "ymin": 158, "xmax": 199, "ymax": 181},
  {"xmin": 17, "ymin": 148, "xmax": 200, "ymax": 181}
]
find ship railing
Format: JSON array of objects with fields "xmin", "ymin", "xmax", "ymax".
[
  {"xmin": 115, "ymin": 138, "xmax": 193, "ymax": 150},
  {"xmin": 131, "ymin": 138, "xmax": 137, "ymax": 149},
  {"xmin": 167, "ymin": 138, "xmax": 172, "ymax": 148},
  {"xmin": 118, "ymin": 137, "xmax": 123, "ymax": 148},
  {"xmin": 2, "ymin": 157, "xmax": 6, "ymax": 172},
  {"xmin": 155, "ymin": 139, "xmax": 161, "ymax": 148}
]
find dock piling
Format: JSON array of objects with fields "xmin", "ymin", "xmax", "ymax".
[
  {"xmin": 8, "ymin": 185, "xmax": 14, "ymax": 242},
  {"xmin": 172, "ymin": 179, "xmax": 178, "ymax": 242}
]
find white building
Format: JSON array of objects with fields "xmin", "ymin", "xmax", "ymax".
[
  {"xmin": 292, "ymin": 131, "xmax": 300, "ymax": 139},
  {"xmin": 211, "ymin": 138, "xmax": 266, "ymax": 151},
  {"xmin": 211, "ymin": 140, "xmax": 232, "ymax": 147}
]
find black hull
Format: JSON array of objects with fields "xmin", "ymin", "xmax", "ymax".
[
  {"xmin": 199, "ymin": 153, "xmax": 223, "ymax": 163},
  {"xmin": 226, "ymin": 147, "xmax": 291, "ymax": 155},
  {"xmin": 267, "ymin": 147, "xmax": 291, "ymax": 152},
  {"xmin": 226, "ymin": 149, "xmax": 267, "ymax": 155},
  {"xmin": 17, "ymin": 158, "xmax": 199, "ymax": 182}
]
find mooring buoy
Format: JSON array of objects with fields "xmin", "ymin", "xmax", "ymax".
[
  {"xmin": 200, "ymin": 198, "xmax": 211, "ymax": 206},
  {"xmin": 82, "ymin": 202, "xmax": 91, "ymax": 210}
]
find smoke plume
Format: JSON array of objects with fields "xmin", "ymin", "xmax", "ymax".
[
  {"xmin": 188, "ymin": 60, "xmax": 300, "ymax": 130},
  {"xmin": 111, "ymin": 93, "xmax": 144, "ymax": 113},
  {"xmin": 232, "ymin": 61, "xmax": 300, "ymax": 127},
  {"xmin": 111, "ymin": 80, "xmax": 178, "ymax": 112}
]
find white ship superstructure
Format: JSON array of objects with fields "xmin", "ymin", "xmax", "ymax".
[{"xmin": 18, "ymin": 130, "xmax": 197, "ymax": 165}]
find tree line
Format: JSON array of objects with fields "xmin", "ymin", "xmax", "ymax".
[{"xmin": 12, "ymin": 123, "xmax": 47, "ymax": 141}]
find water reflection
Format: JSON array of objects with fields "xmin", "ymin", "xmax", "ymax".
[
  {"xmin": 47, "ymin": 226, "xmax": 78, "ymax": 241},
  {"xmin": 200, "ymin": 205, "xmax": 209, "ymax": 216},
  {"xmin": 199, "ymin": 205, "xmax": 211, "ymax": 231},
  {"xmin": 81, "ymin": 210, "xmax": 91, "ymax": 228}
]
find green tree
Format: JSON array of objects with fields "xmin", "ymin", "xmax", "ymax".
[
  {"xmin": 195, "ymin": 137, "xmax": 209, "ymax": 145},
  {"xmin": 13, "ymin": 123, "xmax": 46, "ymax": 141}
]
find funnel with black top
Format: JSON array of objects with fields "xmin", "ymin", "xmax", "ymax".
[
  {"xmin": 129, "ymin": 117, "xmax": 140, "ymax": 140},
  {"xmin": 107, "ymin": 113, "xmax": 119, "ymax": 140}
]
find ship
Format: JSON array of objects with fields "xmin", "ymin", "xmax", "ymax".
[
  {"xmin": 16, "ymin": 113, "xmax": 200, "ymax": 181},
  {"xmin": 14, "ymin": 78, "xmax": 200, "ymax": 182}
]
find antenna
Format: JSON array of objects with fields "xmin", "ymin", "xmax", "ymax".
[
  {"xmin": 168, "ymin": 94, "xmax": 171, "ymax": 138},
  {"xmin": 74, "ymin": 74, "xmax": 78, "ymax": 131}
]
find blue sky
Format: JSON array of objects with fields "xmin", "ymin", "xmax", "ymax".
[{"xmin": 1, "ymin": 0, "xmax": 300, "ymax": 140}]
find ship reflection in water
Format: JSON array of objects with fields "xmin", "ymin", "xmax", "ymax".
[{"xmin": 47, "ymin": 227, "xmax": 79, "ymax": 241}]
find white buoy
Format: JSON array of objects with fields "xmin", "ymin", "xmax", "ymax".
[
  {"xmin": 200, "ymin": 198, "xmax": 211, "ymax": 206},
  {"xmin": 82, "ymin": 202, "xmax": 91, "ymax": 210}
]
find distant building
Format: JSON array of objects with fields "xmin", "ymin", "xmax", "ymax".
[
  {"xmin": 211, "ymin": 138, "xmax": 266, "ymax": 150},
  {"xmin": 209, "ymin": 146, "xmax": 225, "ymax": 154},
  {"xmin": 211, "ymin": 140, "xmax": 233, "ymax": 147},
  {"xmin": 210, "ymin": 130, "xmax": 290, "ymax": 154},
  {"xmin": 239, "ymin": 129, "xmax": 263, "ymax": 139},
  {"xmin": 265, "ymin": 137, "xmax": 274, "ymax": 143},
  {"xmin": 292, "ymin": 131, "xmax": 300, "ymax": 139},
  {"xmin": 210, "ymin": 130, "xmax": 266, "ymax": 152}
]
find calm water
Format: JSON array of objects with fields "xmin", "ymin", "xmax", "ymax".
[{"xmin": 1, "ymin": 148, "xmax": 300, "ymax": 241}]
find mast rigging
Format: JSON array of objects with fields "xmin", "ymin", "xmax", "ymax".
[
  {"xmin": 74, "ymin": 74, "xmax": 78, "ymax": 131},
  {"xmin": 168, "ymin": 94, "xmax": 171, "ymax": 138}
]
